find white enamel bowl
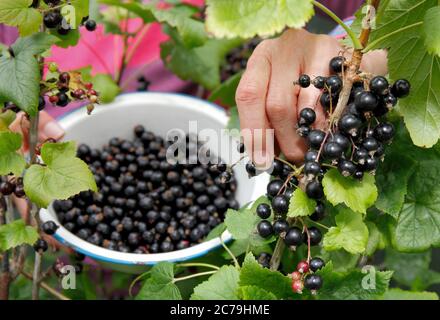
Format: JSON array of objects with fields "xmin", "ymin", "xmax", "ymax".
[{"xmin": 39, "ymin": 92, "xmax": 269, "ymax": 273}]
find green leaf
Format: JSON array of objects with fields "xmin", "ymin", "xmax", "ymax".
[
  {"xmin": 0, "ymin": 0, "xmax": 42, "ymax": 36},
  {"xmin": 382, "ymin": 288, "xmax": 438, "ymax": 300},
  {"xmin": 0, "ymin": 131, "xmax": 25, "ymax": 176},
  {"xmin": 191, "ymin": 265, "xmax": 239, "ymax": 300},
  {"xmin": 287, "ymin": 188, "xmax": 316, "ymax": 217},
  {"xmin": 224, "ymin": 208, "xmax": 258, "ymax": 240},
  {"xmin": 323, "ymin": 207, "xmax": 369, "ymax": 254},
  {"xmin": 317, "ymin": 262, "xmax": 393, "ymax": 300},
  {"xmin": 50, "ymin": 29, "xmax": 80, "ymax": 48},
  {"xmin": 206, "ymin": 0, "xmax": 314, "ymax": 39},
  {"xmin": 423, "ymin": 6, "xmax": 440, "ymax": 56},
  {"xmin": 239, "ymin": 253, "xmax": 294, "ymax": 299},
  {"xmin": 205, "ymin": 223, "xmax": 226, "ymax": 241},
  {"xmin": 23, "ymin": 141, "xmax": 97, "ymax": 208},
  {"xmin": 160, "ymin": 27, "xmax": 241, "ymax": 90},
  {"xmin": 366, "ymin": 0, "xmax": 440, "ymax": 147},
  {"xmin": 12, "ymin": 33, "xmax": 59, "ymax": 56},
  {"xmin": 322, "ymin": 169, "xmax": 377, "ymax": 214},
  {"xmin": 0, "ymin": 47, "xmax": 40, "ymax": 116},
  {"xmin": 135, "ymin": 262, "xmax": 181, "ymax": 300},
  {"xmin": 90, "ymin": 74, "xmax": 120, "ymax": 103},
  {"xmin": 0, "ymin": 110, "xmax": 16, "ymax": 131},
  {"xmin": 71, "ymin": 0, "xmax": 90, "ymax": 24},
  {"xmin": 222, "ymin": 238, "xmax": 272, "ymax": 260},
  {"xmin": 152, "ymin": 6, "xmax": 207, "ymax": 48},
  {"xmin": 384, "ymin": 248, "xmax": 440, "ymax": 290},
  {"xmin": 364, "ymin": 222, "xmax": 381, "ymax": 256},
  {"xmin": 320, "ymin": 249, "xmax": 359, "ymax": 272},
  {"xmin": 239, "ymin": 285, "xmax": 277, "ymax": 300},
  {"xmin": 0, "ymin": 219, "xmax": 38, "ymax": 251},
  {"xmin": 98, "ymin": 0, "xmax": 155, "ymax": 23},
  {"xmin": 209, "ymin": 71, "xmax": 243, "ymax": 107}
]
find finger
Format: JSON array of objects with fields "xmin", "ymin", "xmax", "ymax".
[
  {"xmin": 265, "ymin": 48, "xmax": 305, "ymax": 163},
  {"xmin": 236, "ymin": 41, "xmax": 274, "ymax": 169}
]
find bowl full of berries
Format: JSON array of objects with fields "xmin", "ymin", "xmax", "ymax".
[{"xmin": 39, "ymin": 92, "xmax": 269, "ymax": 273}]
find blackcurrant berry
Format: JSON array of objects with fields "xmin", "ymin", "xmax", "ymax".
[
  {"xmin": 329, "ymin": 133, "xmax": 350, "ymax": 151},
  {"xmin": 42, "ymin": 221, "xmax": 59, "ymax": 235},
  {"xmin": 299, "ymin": 108, "xmax": 316, "ymax": 126},
  {"xmin": 298, "ymin": 74, "xmax": 311, "ymax": 88},
  {"xmin": 307, "ymin": 130, "xmax": 326, "ymax": 149},
  {"xmin": 284, "ymin": 227, "xmax": 303, "ymax": 246},
  {"xmin": 297, "ymin": 125, "xmax": 311, "ymax": 137},
  {"xmin": 33, "ymin": 239, "xmax": 48, "ymax": 253},
  {"xmin": 346, "ymin": 102, "xmax": 365, "ymax": 120},
  {"xmin": 306, "ymin": 180, "xmax": 324, "ymax": 200},
  {"xmin": 257, "ymin": 252, "xmax": 272, "ymax": 268},
  {"xmin": 369, "ymin": 76, "xmax": 389, "ymax": 96},
  {"xmin": 257, "ymin": 220, "xmax": 273, "ymax": 238},
  {"xmin": 309, "ymin": 257, "xmax": 325, "ymax": 272},
  {"xmin": 374, "ymin": 122, "xmax": 395, "ymax": 142},
  {"xmin": 273, "ymin": 219, "xmax": 289, "ymax": 235},
  {"xmin": 312, "ymin": 76, "xmax": 326, "ymax": 89},
  {"xmin": 219, "ymin": 171, "xmax": 232, "ymax": 183},
  {"xmin": 354, "ymin": 91, "xmax": 378, "ymax": 111},
  {"xmin": 373, "ymin": 104, "xmax": 389, "ymax": 117},
  {"xmin": 271, "ymin": 194, "xmax": 289, "ymax": 214},
  {"xmin": 304, "ymin": 274, "xmax": 323, "ymax": 291},
  {"xmin": 304, "ymin": 161, "xmax": 321, "ymax": 177},
  {"xmin": 304, "ymin": 227, "xmax": 322, "ymax": 245},
  {"xmin": 362, "ymin": 137, "xmax": 379, "ymax": 152},
  {"xmin": 38, "ymin": 96, "xmax": 46, "ymax": 111},
  {"xmin": 271, "ymin": 159, "xmax": 284, "ymax": 177},
  {"xmin": 338, "ymin": 114, "xmax": 362, "ymax": 136},
  {"xmin": 362, "ymin": 157, "xmax": 378, "ymax": 171},
  {"xmin": 14, "ymin": 184, "xmax": 25, "ymax": 198},
  {"xmin": 0, "ymin": 181, "xmax": 15, "ymax": 195},
  {"xmin": 325, "ymin": 75, "xmax": 343, "ymax": 93},
  {"xmin": 256, "ymin": 203, "xmax": 271, "ymax": 219},
  {"xmin": 44, "ymin": 0, "xmax": 61, "ymax": 5},
  {"xmin": 322, "ymin": 142, "xmax": 343, "ymax": 160},
  {"xmin": 56, "ymin": 92, "xmax": 69, "ymax": 107},
  {"xmin": 85, "ymin": 20, "xmax": 97, "ymax": 32},
  {"xmin": 329, "ymin": 56, "xmax": 345, "ymax": 73},
  {"xmin": 382, "ymin": 93, "xmax": 397, "ymax": 108},
  {"xmin": 310, "ymin": 201, "xmax": 325, "ymax": 221},
  {"xmin": 267, "ymin": 179, "xmax": 284, "ymax": 197},
  {"xmin": 43, "ymin": 11, "xmax": 62, "ymax": 28},
  {"xmin": 337, "ymin": 159, "xmax": 357, "ymax": 177},
  {"xmin": 391, "ymin": 79, "xmax": 410, "ymax": 98},
  {"xmin": 57, "ymin": 26, "xmax": 70, "ymax": 35},
  {"xmin": 353, "ymin": 148, "xmax": 369, "ymax": 164},
  {"xmin": 354, "ymin": 170, "xmax": 364, "ymax": 180},
  {"xmin": 305, "ymin": 150, "xmax": 318, "ymax": 162},
  {"xmin": 320, "ymin": 92, "xmax": 338, "ymax": 109},
  {"xmin": 237, "ymin": 142, "xmax": 245, "ymax": 153}
]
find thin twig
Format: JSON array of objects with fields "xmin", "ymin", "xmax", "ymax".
[
  {"xmin": 21, "ymin": 270, "xmax": 70, "ymax": 301},
  {"xmin": 0, "ymin": 197, "xmax": 11, "ymax": 300}
]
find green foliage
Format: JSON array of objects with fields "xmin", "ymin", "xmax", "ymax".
[
  {"xmin": 206, "ymin": 0, "xmax": 314, "ymax": 39},
  {"xmin": 239, "ymin": 253, "xmax": 296, "ymax": 299},
  {"xmin": 0, "ymin": 131, "xmax": 26, "ymax": 176},
  {"xmin": 11, "ymin": 32, "xmax": 59, "ymax": 56},
  {"xmin": 323, "ymin": 207, "xmax": 369, "ymax": 254},
  {"xmin": 191, "ymin": 265, "xmax": 240, "ymax": 300},
  {"xmin": 322, "ymin": 169, "xmax": 377, "ymax": 214},
  {"xmin": 0, "ymin": 0, "xmax": 42, "ymax": 36},
  {"xmin": 382, "ymin": 288, "xmax": 438, "ymax": 300},
  {"xmin": 24, "ymin": 141, "xmax": 97, "ymax": 208},
  {"xmin": 161, "ymin": 27, "xmax": 241, "ymax": 90},
  {"xmin": 239, "ymin": 285, "xmax": 277, "ymax": 300},
  {"xmin": 317, "ymin": 262, "xmax": 392, "ymax": 300},
  {"xmin": 423, "ymin": 6, "xmax": 440, "ymax": 56},
  {"xmin": 90, "ymin": 74, "xmax": 120, "ymax": 103},
  {"xmin": 0, "ymin": 219, "xmax": 38, "ymax": 251},
  {"xmin": 366, "ymin": 0, "xmax": 440, "ymax": 147},
  {"xmin": 208, "ymin": 72, "xmax": 242, "ymax": 107},
  {"xmin": 288, "ymin": 188, "xmax": 316, "ymax": 217},
  {"xmin": 98, "ymin": 0, "xmax": 156, "ymax": 23},
  {"xmin": 136, "ymin": 262, "xmax": 181, "ymax": 300}
]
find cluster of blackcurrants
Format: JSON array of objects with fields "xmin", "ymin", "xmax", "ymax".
[
  {"xmin": 41, "ymin": 0, "xmax": 97, "ymax": 35},
  {"xmin": 294, "ymin": 56, "xmax": 410, "ymax": 198},
  {"xmin": 52, "ymin": 125, "xmax": 238, "ymax": 254},
  {"xmin": 0, "ymin": 177, "xmax": 26, "ymax": 198},
  {"xmin": 291, "ymin": 258, "xmax": 325, "ymax": 294},
  {"xmin": 221, "ymin": 38, "xmax": 260, "ymax": 82},
  {"xmin": 43, "ymin": 64, "xmax": 99, "ymax": 114}
]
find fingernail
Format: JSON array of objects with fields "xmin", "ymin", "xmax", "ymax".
[
  {"xmin": 43, "ymin": 121, "xmax": 64, "ymax": 140},
  {"xmin": 254, "ymin": 152, "xmax": 272, "ymax": 171}
]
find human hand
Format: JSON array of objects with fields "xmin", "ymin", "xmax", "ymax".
[{"xmin": 236, "ymin": 28, "xmax": 388, "ymax": 168}]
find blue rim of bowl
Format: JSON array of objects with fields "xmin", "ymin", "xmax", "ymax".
[{"xmin": 45, "ymin": 92, "xmax": 235, "ymax": 266}]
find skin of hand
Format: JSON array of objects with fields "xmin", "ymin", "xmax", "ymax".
[
  {"xmin": 236, "ymin": 28, "xmax": 388, "ymax": 168},
  {"xmin": 9, "ymin": 111, "xmax": 68, "ymax": 251}
]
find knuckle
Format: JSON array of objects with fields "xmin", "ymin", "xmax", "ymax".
[
  {"xmin": 266, "ymin": 96, "xmax": 289, "ymax": 120},
  {"xmin": 236, "ymin": 82, "xmax": 264, "ymax": 106}
]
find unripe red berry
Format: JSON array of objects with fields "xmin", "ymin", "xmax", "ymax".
[
  {"xmin": 292, "ymin": 279, "xmax": 304, "ymax": 294},
  {"xmin": 49, "ymin": 95, "xmax": 59, "ymax": 104},
  {"xmin": 291, "ymin": 271, "xmax": 302, "ymax": 281},
  {"xmin": 297, "ymin": 260, "xmax": 309, "ymax": 274},
  {"xmin": 85, "ymin": 82, "xmax": 93, "ymax": 90}
]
